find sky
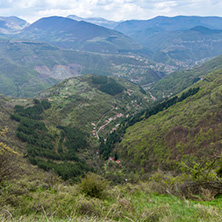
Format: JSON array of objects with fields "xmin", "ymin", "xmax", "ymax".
[{"xmin": 0, "ymin": 0, "xmax": 222, "ymax": 23}]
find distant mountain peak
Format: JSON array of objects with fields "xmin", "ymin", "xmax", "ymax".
[
  {"xmin": 0, "ymin": 16, "xmax": 29, "ymax": 34},
  {"xmin": 67, "ymin": 14, "xmax": 119, "ymax": 29},
  {"xmin": 20, "ymin": 16, "xmax": 141, "ymax": 54}
]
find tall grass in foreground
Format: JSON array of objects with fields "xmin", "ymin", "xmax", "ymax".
[{"xmin": 1, "ymin": 174, "xmax": 222, "ymax": 222}]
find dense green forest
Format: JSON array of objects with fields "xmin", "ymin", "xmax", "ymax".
[{"xmin": 11, "ymin": 99, "xmax": 90, "ymax": 180}]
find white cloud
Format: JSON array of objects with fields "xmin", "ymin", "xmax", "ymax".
[{"xmin": 0, "ymin": 0, "xmax": 222, "ymax": 23}]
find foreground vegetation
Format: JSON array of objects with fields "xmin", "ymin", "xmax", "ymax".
[
  {"xmin": 1, "ymin": 126, "xmax": 222, "ymax": 222},
  {"xmin": 1, "ymin": 168, "xmax": 222, "ymax": 222}
]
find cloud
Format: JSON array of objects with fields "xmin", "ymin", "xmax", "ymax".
[{"xmin": 0, "ymin": 0, "xmax": 221, "ymax": 23}]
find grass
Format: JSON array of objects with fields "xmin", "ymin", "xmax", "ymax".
[{"xmin": 1, "ymin": 178, "xmax": 222, "ymax": 222}]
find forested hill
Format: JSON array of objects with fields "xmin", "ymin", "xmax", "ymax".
[
  {"xmin": 7, "ymin": 74, "xmax": 150, "ymax": 180},
  {"xmin": 112, "ymin": 68, "xmax": 222, "ymax": 173}
]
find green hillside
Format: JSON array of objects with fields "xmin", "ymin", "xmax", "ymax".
[
  {"xmin": 42, "ymin": 75, "xmax": 150, "ymax": 137},
  {"xmin": 7, "ymin": 75, "xmax": 150, "ymax": 180},
  {"xmin": 115, "ymin": 68, "xmax": 222, "ymax": 174},
  {"xmin": 151, "ymin": 54, "xmax": 222, "ymax": 99}
]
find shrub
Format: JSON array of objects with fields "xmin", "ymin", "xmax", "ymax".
[
  {"xmin": 80, "ymin": 173, "xmax": 109, "ymax": 199},
  {"xmin": 77, "ymin": 198, "xmax": 102, "ymax": 217}
]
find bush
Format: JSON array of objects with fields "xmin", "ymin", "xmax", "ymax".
[{"xmin": 80, "ymin": 173, "xmax": 109, "ymax": 199}]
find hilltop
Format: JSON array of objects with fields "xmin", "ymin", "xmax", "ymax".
[
  {"xmin": 18, "ymin": 16, "xmax": 142, "ymax": 55},
  {"xmin": 41, "ymin": 75, "xmax": 150, "ymax": 138},
  {"xmin": 67, "ymin": 15, "xmax": 119, "ymax": 29}
]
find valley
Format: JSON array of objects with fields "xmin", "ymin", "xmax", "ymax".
[{"xmin": 1, "ymin": 14, "xmax": 222, "ymax": 222}]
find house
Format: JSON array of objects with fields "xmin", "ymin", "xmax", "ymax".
[{"xmin": 108, "ymin": 157, "xmax": 114, "ymax": 162}]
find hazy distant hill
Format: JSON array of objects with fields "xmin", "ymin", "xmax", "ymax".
[
  {"xmin": 151, "ymin": 54, "xmax": 222, "ymax": 99},
  {"xmin": 115, "ymin": 16, "xmax": 222, "ymax": 66},
  {"xmin": 115, "ymin": 16, "xmax": 222, "ymax": 35},
  {"xmin": 67, "ymin": 15, "xmax": 119, "ymax": 29},
  {"xmin": 0, "ymin": 16, "xmax": 29, "ymax": 34},
  {"xmin": 0, "ymin": 39, "xmax": 164, "ymax": 97},
  {"xmin": 18, "ymin": 16, "xmax": 141, "ymax": 54}
]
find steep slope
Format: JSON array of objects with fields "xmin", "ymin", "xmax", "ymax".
[
  {"xmin": 0, "ymin": 95, "xmax": 31, "ymax": 151},
  {"xmin": 1, "ymin": 91, "xmax": 222, "ymax": 222},
  {"xmin": 115, "ymin": 68, "xmax": 222, "ymax": 172},
  {"xmin": 151, "ymin": 54, "xmax": 222, "ymax": 99},
  {"xmin": 0, "ymin": 39, "xmax": 164, "ymax": 97},
  {"xmin": 18, "ymin": 16, "xmax": 142, "ymax": 54},
  {"xmin": 115, "ymin": 16, "xmax": 222, "ymax": 67}
]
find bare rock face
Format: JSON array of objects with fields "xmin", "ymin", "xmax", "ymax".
[{"xmin": 34, "ymin": 64, "xmax": 83, "ymax": 80}]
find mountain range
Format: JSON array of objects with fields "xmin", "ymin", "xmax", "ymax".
[
  {"xmin": 1, "ymin": 15, "xmax": 222, "ymax": 71},
  {"xmin": 115, "ymin": 16, "xmax": 222, "ymax": 66},
  {"xmin": 17, "ymin": 16, "xmax": 142, "ymax": 55}
]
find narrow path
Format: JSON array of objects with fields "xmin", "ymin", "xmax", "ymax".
[{"xmin": 94, "ymin": 105, "xmax": 115, "ymax": 139}]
